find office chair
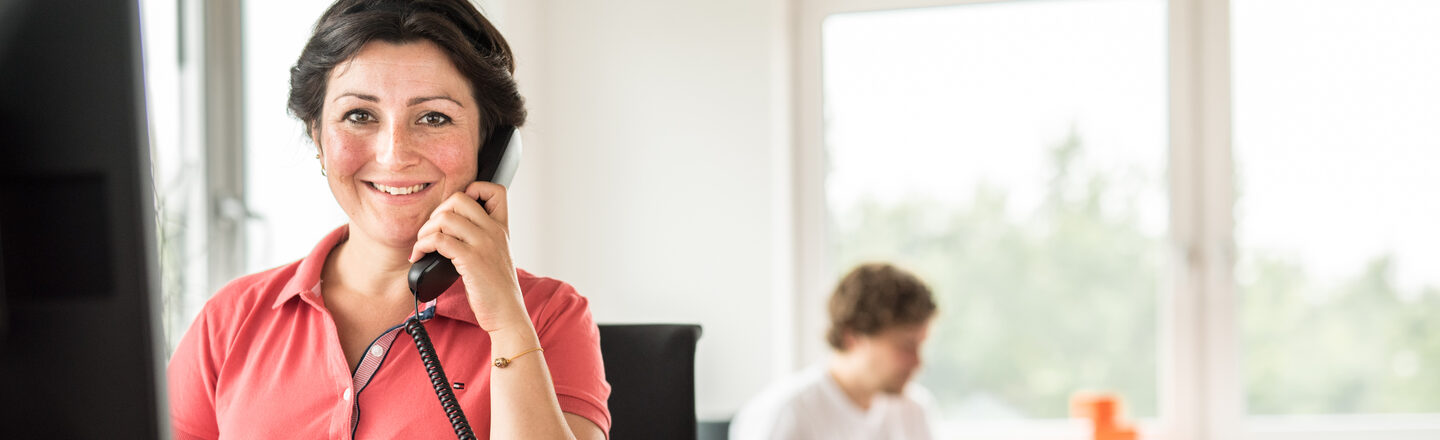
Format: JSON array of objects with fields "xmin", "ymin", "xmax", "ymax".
[{"xmin": 598, "ymin": 324, "xmax": 702, "ymax": 440}]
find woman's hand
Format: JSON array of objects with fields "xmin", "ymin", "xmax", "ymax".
[{"xmin": 409, "ymin": 181, "xmax": 530, "ymax": 334}]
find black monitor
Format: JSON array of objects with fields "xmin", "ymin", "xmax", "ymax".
[{"xmin": 0, "ymin": 0, "xmax": 166, "ymax": 438}]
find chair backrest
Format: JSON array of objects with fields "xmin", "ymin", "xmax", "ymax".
[{"xmin": 598, "ymin": 324, "xmax": 703, "ymax": 440}]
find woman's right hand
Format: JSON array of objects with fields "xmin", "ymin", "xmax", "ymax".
[{"xmin": 409, "ymin": 181, "xmax": 532, "ymax": 335}]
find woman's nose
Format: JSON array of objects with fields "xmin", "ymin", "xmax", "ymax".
[{"xmin": 375, "ymin": 121, "xmax": 421, "ymax": 168}]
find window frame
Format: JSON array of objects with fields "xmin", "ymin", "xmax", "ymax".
[
  {"xmin": 196, "ymin": 0, "xmax": 248, "ymax": 297},
  {"xmin": 143, "ymin": 0, "xmax": 248, "ymax": 354},
  {"xmin": 792, "ymin": 0, "xmax": 1440, "ymax": 439}
]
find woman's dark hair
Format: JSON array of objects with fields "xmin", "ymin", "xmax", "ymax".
[
  {"xmin": 288, "ymin": 0, "xmax": 525, "ymax": 141},
  {"xmin": 826, "ymin": 263, "xmax": 937, "ymax": 351}
]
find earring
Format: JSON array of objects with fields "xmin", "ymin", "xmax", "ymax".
[{"xmin": 316, "ymin": 153, "xmax": 326, "ymax": 176}]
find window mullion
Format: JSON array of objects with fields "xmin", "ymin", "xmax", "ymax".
[
  {"xmin": 1198, "ymin": 0, "xmax": 1242, "ymax": 438},
  {"xmin": 1164, "ymin": 0, "xmax": 1241, "ymax": 439},
  {"xmin": 1163, "ymin": 0, "xmax": 1206, "ymax": 437},
  {"xmin": 197, "ymin": 0, "xmax": 247, "ymax": 297}
]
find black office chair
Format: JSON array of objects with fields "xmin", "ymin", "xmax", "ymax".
[{"xmin": 598, "ymin": 324, "xmax": 702, "ymax": 440}]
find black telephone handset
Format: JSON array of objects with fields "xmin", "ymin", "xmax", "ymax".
[
  {"xmin": 407, "ymin": 126, "xmax": 522, "ymax": 302},
  {"xmin": 403, "ymin": 126, "xmax": 521, "ymax": 440}
]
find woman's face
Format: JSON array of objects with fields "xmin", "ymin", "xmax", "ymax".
[{"xmin": 315, "ymin": 40, "xmax": 482, "ymax": 249}]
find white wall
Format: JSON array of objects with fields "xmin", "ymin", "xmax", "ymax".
[{"xmin": 500, "ymin": 0, "xmax": 796, "ymax": 420}]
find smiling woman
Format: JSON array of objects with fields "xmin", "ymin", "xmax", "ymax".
[{"xmin": 166, "ymin": 1, "xmax": 610, "ymax": 439}]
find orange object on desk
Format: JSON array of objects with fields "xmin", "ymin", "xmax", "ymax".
[{"xmin": 1071, "ymin": 392, "xmax": 1137, "ymax": 440}]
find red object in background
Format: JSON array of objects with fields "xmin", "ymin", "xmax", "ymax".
[{"xmin": 1071, "ymin": 392, "xmax": 1138, "ymax": 440}]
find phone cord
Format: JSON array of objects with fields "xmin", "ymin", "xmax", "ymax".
[{"xmin": 405, "ymin": 312, "xmax": 477, "ymax": 440}]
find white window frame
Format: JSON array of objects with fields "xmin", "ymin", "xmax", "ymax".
[
  {"xmin": 791, "ymin": 0, "xmax": 1440, "ymax": 439},
  {"xmin": 197, "ymin": 0, "xmax": 248, "ymax": 296},
  {"xmin": 145, "ymin": 0, "xmax": 248, "ymax": 353}
]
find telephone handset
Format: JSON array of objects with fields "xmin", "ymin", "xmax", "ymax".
[
  {"xmin": 407, "ymin": 126, "xmax": 522, "ymax": 302},
  {"xmin": 403, "ymin": 126, "xmax": 521, "ymax": 440}
]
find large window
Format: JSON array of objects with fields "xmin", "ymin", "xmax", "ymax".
[{"xmin": 801, "ymin": 0, "xmax": 1440, "ymax": 438}]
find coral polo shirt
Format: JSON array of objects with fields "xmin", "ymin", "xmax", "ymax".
[{"xmin": 168, "ymin": 226, "xmax": 611, "ymax": 439}]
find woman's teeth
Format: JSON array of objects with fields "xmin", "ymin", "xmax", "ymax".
[{"xmin": 371, "ymin": 182, "xmax": 428, "ymax": 195}]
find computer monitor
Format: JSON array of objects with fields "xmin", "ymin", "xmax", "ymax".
[{"xmin": 0, "ymin": 0, "xmax": 166, "ymax": 438}]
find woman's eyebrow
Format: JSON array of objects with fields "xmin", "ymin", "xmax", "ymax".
[
  {"xmin": 331, "ymin": 93, "xmax": 462, "ymax": 107},
  {"xmin": 408, "ymin": 95, "xmax": 463, "ymax": 107},
  {"xmin": 333, "ymin": 92, "xmax": 378, "ymax": 103}
]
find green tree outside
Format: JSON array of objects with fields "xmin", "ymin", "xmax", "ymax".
[{"xmin": 828, "ymin": 132, "xmax": 1440, "ymax": 419}]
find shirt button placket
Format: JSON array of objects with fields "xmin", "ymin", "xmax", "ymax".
[{"xmin": 340, "ymin": 386, "xmax": 354, "ymax": 440}]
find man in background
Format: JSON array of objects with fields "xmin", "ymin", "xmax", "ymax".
[{"xmin": 730, "ymin": 263, "xmax": 939, "ymax": 440}]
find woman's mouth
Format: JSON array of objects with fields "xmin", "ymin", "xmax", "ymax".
[{"xmin": 369, "ymin": 181, "xmax": 431, "ymax": 195}]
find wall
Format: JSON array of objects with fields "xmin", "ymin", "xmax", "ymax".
[{"xmin": 500, "ymin": 0, "xmax": 796, "ymax": 420}]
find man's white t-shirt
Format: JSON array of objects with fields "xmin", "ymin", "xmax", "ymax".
[{"xmin": 729, "ymin": 365, "xmax": 938, "ymax": 440}]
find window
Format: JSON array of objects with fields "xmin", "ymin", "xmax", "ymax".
[
  {"xmin": 800, "ymin": 0, "xmax": 1440, "ymax": 438},
  {"xmin": 1233, "ymin": 0, "xmax": 1440, "ymax": 417},
  {"xmin": 821, "ymin": 0, "xmax": 1167, "ymax": 421},
  {"xmin": 141, "ymin": 0, "xmax": 206, "ymax": 354}
]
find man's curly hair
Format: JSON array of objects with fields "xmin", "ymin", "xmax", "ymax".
[{"xmin": 826, "ymin": 263, "xmax": 937, "ymax": 351}]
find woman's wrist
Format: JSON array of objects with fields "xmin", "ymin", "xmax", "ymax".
[
  {"xmin": 476, "ymin": 296, "xmax": 536, "ymax": 337},
  {"xmin": 487, "ymin": 320, "xmax": 541, "ymax": 355},
  {"xmin": 465, "ymin": 282, "xmax": 528, "ymax": 327}
]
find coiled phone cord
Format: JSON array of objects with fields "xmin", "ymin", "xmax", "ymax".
[{"xmin": 405, "ymin": 299, "xmax": 476, "ymax": 440}]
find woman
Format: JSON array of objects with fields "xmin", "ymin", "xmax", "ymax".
[{"xmin": 167, "ymin": 1, "xmax": 610, "ymax": 438}]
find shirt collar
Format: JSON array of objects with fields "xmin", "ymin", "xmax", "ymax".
[
  {"xmin": 273, "ymin": 225, "xmax": 349, "ymax": 309},
  {"xmin": 271, "ymin": 224, "xmax": 482, "ymax": 328}
]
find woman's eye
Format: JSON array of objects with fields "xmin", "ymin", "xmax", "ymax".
[
  {"xmin": 343, "ymin": 110, "xmax": 374, "ymax": 124},
  {"xmin": 419, "ymin": 112, "xmax": 451, "ymax": 126}
]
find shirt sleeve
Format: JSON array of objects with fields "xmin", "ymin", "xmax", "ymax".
[
  {"xmin": 167, "ymin": 306, "xmax": 221, "ymax": 440},
  {"xmin": 531, "ymin": 281, "xmax": 612, "ymax": 436}
]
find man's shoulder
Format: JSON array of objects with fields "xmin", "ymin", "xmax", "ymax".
[
  {"xmin": 751, "ymin": 366, "xmax": 830, "ymax": 409},
  {"xmin": 730, "ymin": 367, "xmax": 832, "ymax": 439}
]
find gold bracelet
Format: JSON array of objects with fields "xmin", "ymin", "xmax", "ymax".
[{"xmin": 493, "ymin": 347, "xmax": 544, "ymax": 368}]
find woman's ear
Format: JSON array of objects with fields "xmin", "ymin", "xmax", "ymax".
[
  {"xmin": 310, "ymin": 124, "xmax": 327, "ymax": 176},
  {"xmin": 308, "ymin": 122, "xmax": 322, "ymax": 150}
]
